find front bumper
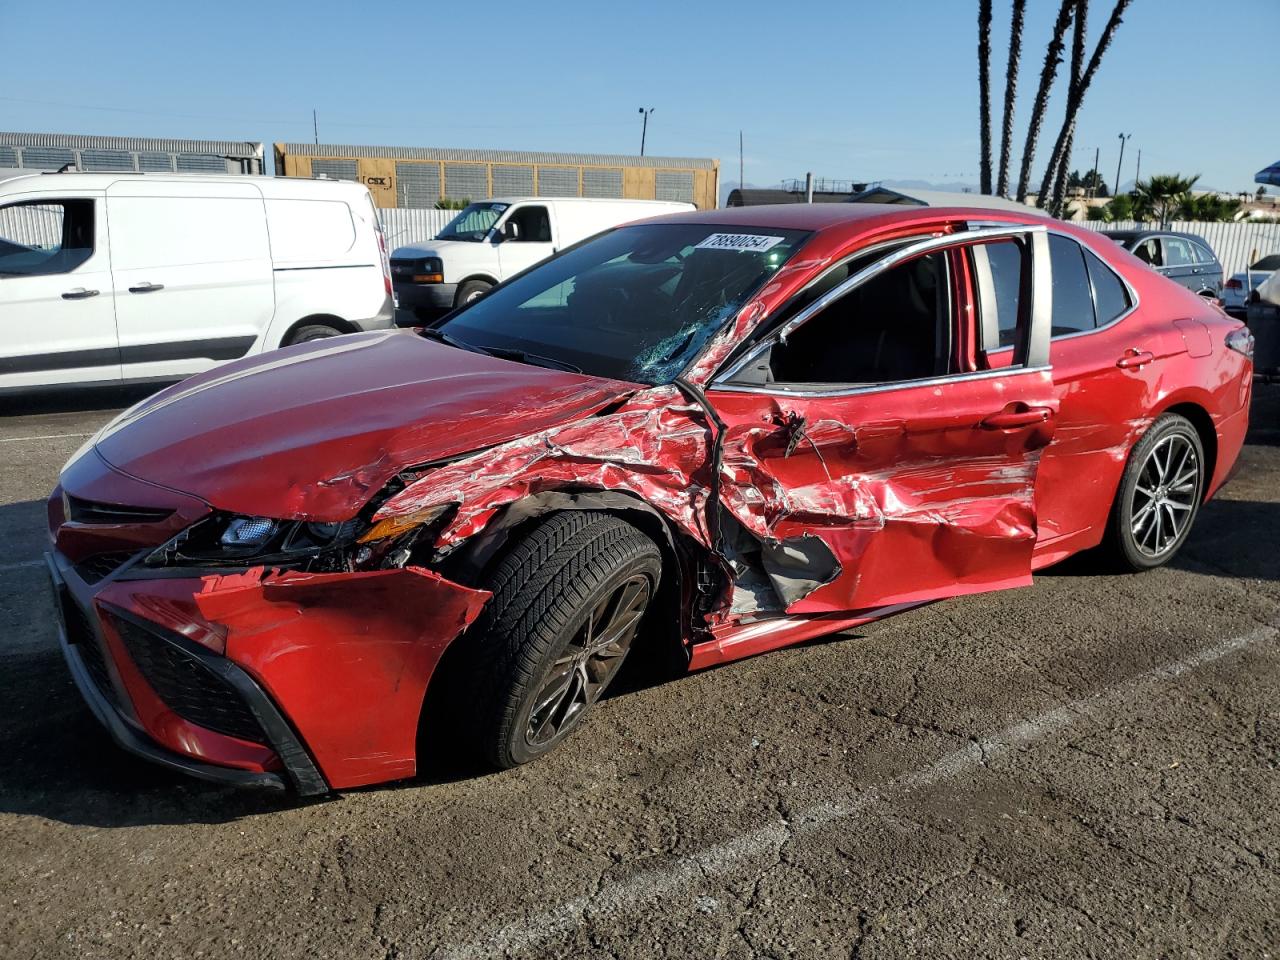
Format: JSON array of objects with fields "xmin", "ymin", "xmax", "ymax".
[
  {"xmin": 393, "ymin": 280, "xmax": 456, "ymax": 321},
  {"xmin": 47, "ymin": 553, "xmax": 329, "ymax": 795}
]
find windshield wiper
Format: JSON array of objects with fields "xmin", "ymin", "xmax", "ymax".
[
  {"xmin": 481, "ymin": 346, "xmax": 583, "ymax": 374},
  {"xmin": 418, "ymin": 326, "xmax": 486, "ymax": 354}
]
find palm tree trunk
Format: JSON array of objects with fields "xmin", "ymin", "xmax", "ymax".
[
  {"xmin": 1043, "ymin": 1, "xmax": 1089, "ymax": 214},
  {"xmin": 1014, "ymin": 0, "xmax": 1076, "ymax": 204},
  {"xmin": 1040, "ymin": 0, "xmax": 1134, "ymax": 214},
  {"xmin": 996, "ymin": 0, "xmax": 1027, "ymax": 198},
  {"xmin": 978, "ymin": 0, "xmax": 994, "ymax": 194}
]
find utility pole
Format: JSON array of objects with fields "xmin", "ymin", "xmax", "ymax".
[
  {"xmin": 805, "ymin": 172, "xmax": 814, "ymax": 204},
  {"xmin": 1115, "ymin": 132, "xmax": 1131, "ymax": 195},
  {"xmin": 638, "ymin": 107, "xmax": 654, "ymax": 156},
  {"xmin": 1134, "ymin": 148, "xmax": 1142, "ymax": 186},
  {"xmin": 739, "ymin": 130, "xmax": 744, "ymax": 196},
  {"xmin": 1090, "ymin": 147, "xmax": 1100, "ymax": 198},
  {"xmin": 313, "ymin": 109, "xmax": 319, "ymax": 145}
]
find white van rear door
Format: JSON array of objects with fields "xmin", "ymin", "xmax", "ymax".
[
  {"xmin": 106, "ymin": 180, "xmax": 274, "ymax": 379},
  {"xmin": 0, "ymin": 195, "xmax": 121, "ymax": 389}
]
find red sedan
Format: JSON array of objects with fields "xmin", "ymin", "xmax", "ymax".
[{"xmin": 46, "ymin": 204, "xmax": 1253, "ymax": 794}]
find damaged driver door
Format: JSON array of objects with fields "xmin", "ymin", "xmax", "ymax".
[{"xmin": 707, "ymin": 226, "xmax": 1057, "ymax": 616}]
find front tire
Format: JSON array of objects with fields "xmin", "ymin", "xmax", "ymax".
[
  {"xmin": 455, "ymin": 280, "xmax": 492, "ymax": 307},
  {"xmin": 285, "ymin": 322, "xmax": 344, "ymax": 345},
  {"xmin": 1104, "ymin": 413, "xmax": 1205, "ymax": 571},
  {"xmin": 469, "ymin": 512, "xmax": 662, "ymax": 769}
]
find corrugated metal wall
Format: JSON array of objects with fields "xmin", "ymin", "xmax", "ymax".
[
  {"xmin": 1081, "ymin": 220, "xmax": 1280, "ymax": 277},
  {"xmin": 0, "ymin": 202, "xmax": 62, "ymax": 248},
  {"xmin": 378, "ymin": 208, "xmax": 457, "ymax": 248}
]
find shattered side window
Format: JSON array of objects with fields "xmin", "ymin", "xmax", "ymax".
[{"xmin": 438, "ymin": 224, "xmax": 810, "ymax": 384}]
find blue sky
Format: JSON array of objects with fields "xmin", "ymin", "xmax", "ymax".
[{"xmin": 2, "ymin": 0, "xmax": 1273, "ymax": 195}]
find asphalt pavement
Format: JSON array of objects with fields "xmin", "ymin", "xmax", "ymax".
[{"xmin": 1, "ymin": 383, "xmax": 1278, "ymax": 959}]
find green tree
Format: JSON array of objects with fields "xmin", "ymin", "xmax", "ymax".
[
  {"xmin": 1013, "ymin": 0, "xmax": 1076, "ymax": 202},
  {"xmin": 1085, "ymin": 204, "xmax": 1109, "ymax": 221},
  {"xmin": 1177, "ymin": 193, "xmax": 1242, "ymax": 222},
  {"xmin": 1133, "ymin": 174, "xmax": 1199, "ymax": 227},
  {"xmin": 978, "ymin": 0, "xmax": 994, "ymax": 194},
  {"xmin": 1107, "ymin": 192, "xmax": 1135, "ymax": 221},
  {"xmin": 1067, "ymin": 168, "xmax": 1109, "ymax": 197},
  {"xmin": 995, "ymin": 0, "xmax": 1027, "ymax": 197}
]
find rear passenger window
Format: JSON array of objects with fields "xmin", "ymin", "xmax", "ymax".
[
  {"xmin": 1191, "ymin": 241, "xmax": 1216, "ymax": 265},
  {"xmin": 971, "ymin": 239, "xmax": 1024, "ymax": 350},
  {"xmin": 1048, "ymin": 234, "xmax": 1096, "ymax": 336},
  {"xmin": 1163, "ymin": 237, "xmax": 1193, "ymax": 267},
  {"xmin": 1084, "ymin": 249, "xmax": 1131, "ymax": 325}
]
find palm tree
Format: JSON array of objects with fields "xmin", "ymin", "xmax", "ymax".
[
  {"xmin": 1041, "ymin": 0, "xmax": 1088, "ymax": 215},
  {"xmin": 978, "ymin": 0, "xmax": 994, "ymax": 194},
  {"xmin": 1040, "ymin": 0, "xmax": 1134, "ymax": 214},
  {"xmin": 1014, "ymin": 0, "xmax": 1077, "ymax": 203},
  {"xmin": 996, "ymin": 0, "xmax": 1027, "ymax": 197},
  {"xmin": 1134, "ymin": 174, "xmax": 1199, "ymax": 227}
]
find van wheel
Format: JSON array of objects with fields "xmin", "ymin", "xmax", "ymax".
[
  {"xmin": 286, "ymin": 323, "xmax": 344, "ymax": 345},
  {"xmin": 465, "ymin": 512, "xmax": 661, "ymax": 769},
  {"xmin": 456, "ymin": 281, "xmax": 492, "ymax": 307}
]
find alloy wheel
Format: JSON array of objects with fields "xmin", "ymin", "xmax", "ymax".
[
  {"xmin": 1130, "ymin": 432, "xmax": 1201, "ymax": 558},
  {"xmin": 524, "ymin": 574, "xmax": 651, "ymax": 748}
]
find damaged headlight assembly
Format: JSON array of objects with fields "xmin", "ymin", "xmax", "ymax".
[{"xmin": 145, "ymin": 503, "xmax": 456, "ymax": 572}]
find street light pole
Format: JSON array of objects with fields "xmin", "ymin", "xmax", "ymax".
[
  {"xmin": 1115, "ymin": 132, "xmax": 1131, "ymax": 195},
  {"xmin": 638, "ymin": 107, "xmax": 655, "ymax": 156}
]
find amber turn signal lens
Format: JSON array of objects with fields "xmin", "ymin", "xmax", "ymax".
[
  {"xmin": 411, "ymin": 273, "xmax": 444, "ymax": 284},
  {"xmin": 357, "ymin": 503, "xmax": 453, "ymax": 544}
]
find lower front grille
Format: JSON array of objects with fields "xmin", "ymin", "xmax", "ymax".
[
  {"xmin": 106, "ymin": 614, "xmax": 267, "ymax": 745},
  {"xmin": 61, "ymin": 596, "xmax": 121, "ymax": 709},
  {"xmin": 74, "ymin": 551, "xmax": 136, "ymax": 584}
]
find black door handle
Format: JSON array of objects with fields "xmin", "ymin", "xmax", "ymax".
[
  {"xmin": 61, "ymin": 288, "xmax": 99, "ymax": 300},
  {"xmin": 128, "ymin": 282, "xmax": 164, "ymax": 294}
]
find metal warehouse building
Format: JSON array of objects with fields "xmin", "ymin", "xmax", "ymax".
[
  {"xmin": 274, "ymin": 142, "xmax": 720, "ymax": 210},
  {"xmin": 0, "ymin": 132, "xmax": 264, "ymax": 174}
]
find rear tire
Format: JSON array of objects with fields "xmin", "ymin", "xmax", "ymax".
[
  {"xmin": 1103, "ymin": 413, "xmax": 1205, "ymax": 571},
  {"xmin": 465, "ymin": 512, "xmax": 662, "ymax": 769},
  {"xmin": 455, "ymin": 280, "xmax": 492, "ymax": 307},
  {"xmin": 285, "ymin": 322, "xmax": 344, "ymax": 345}
]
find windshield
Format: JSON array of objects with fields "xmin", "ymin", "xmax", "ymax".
[
  {"xmin": 437, "ymin": 223, "xmax": 811, "ymax": 385},
  {"xmin": 1250, "ymin": 254, "xmax": 1280, "ymax": 272},
  {"xmin": 437, "ymin": 202, "xmax": 508, "ymax": 242}
]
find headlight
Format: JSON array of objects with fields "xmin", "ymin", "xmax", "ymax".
[{"xmin": 147, "ymin": 513, "xmax": 359, "ymax": 568}]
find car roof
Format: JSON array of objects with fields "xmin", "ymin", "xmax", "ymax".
[
  {"xmin": 1103, "ymin": 228, "xmax": 1213, "ymax": 246},
  {"xmin": 647, "ymin": 201, "xmax": 1059, "ymax": 234}
]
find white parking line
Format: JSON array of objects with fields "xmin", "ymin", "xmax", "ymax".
[
  {"xmin": 0, "ymin": 559, "xmax": 44, "ymax": 573},
  {"xmin": 435, "ymin": 624, "xmax": 1278, "ymax": 960},
  {"xmin": 0, "ymin": 432, "xmax": 91, "ymax": 444}
]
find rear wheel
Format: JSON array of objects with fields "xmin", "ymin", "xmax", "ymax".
[
  {"xmin": 466, "ymin": 512, "xmax": 661, "ymax": 769},
  {"xmin": 285, "ymin": 322, "xmax": 344, "ymax": 345},
  {"xmin": 1104, "ymin": 413, "xmax": 1205, "ymax": 570},
  {"xmin": 455, "ymin": 280, "xmax": 492, "ymax": 307}
]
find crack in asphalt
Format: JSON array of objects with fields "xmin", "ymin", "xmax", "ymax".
[{"xmin": 430, "ymin": 622, "xmax": 1279, "ymax": 959}]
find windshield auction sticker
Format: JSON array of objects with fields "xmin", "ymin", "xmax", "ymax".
[{"xmin": 695, "ymin": 233, "xmax": 786, "ymax": 253}]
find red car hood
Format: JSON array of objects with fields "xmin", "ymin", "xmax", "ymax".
[{"xmin": 93, "ymin": 331, "xmax": 635, "ymax": 521}]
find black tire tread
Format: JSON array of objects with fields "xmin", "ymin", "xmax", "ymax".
[{"xmin": 466, "ymin": 512, "xmax": 660, "ymax": 768}]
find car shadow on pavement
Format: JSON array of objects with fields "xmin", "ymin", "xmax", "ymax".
[
  {"xmin": 0, "ymin": 383, "xmax": 164, "ymax": 419},
  {"xmin": 1037, "ymin": 497, "xmax": 1280, "ymax": 583}
]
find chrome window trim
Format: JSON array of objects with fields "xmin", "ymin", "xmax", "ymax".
[
  {"xmin": 708, "ymin": 363, "xmax": 1052, "ymax": 400},
  {"xmin": 981, "ymin": 227, "xmax": 1140, "ymax": 353},
  {"xmin": 714, "ymin": 224, "xmax": 1048, "ymax": 385}
]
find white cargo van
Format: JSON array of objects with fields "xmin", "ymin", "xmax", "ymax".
[
  {"xmin": 0, "ymin": 171, "xmax": 395, "ymax": 392},
  {"xmin": 390, "ymin": 197, "xmax": 694, "ymax": 320}
]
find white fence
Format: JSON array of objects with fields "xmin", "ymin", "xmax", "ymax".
[
  {"xmin": 378, "ymin": 208, "xmax": 456, "ymax": 250},
  {"xmin": 1080, "ymin": 219, "xmax": 1280, "ymax": 278}
]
